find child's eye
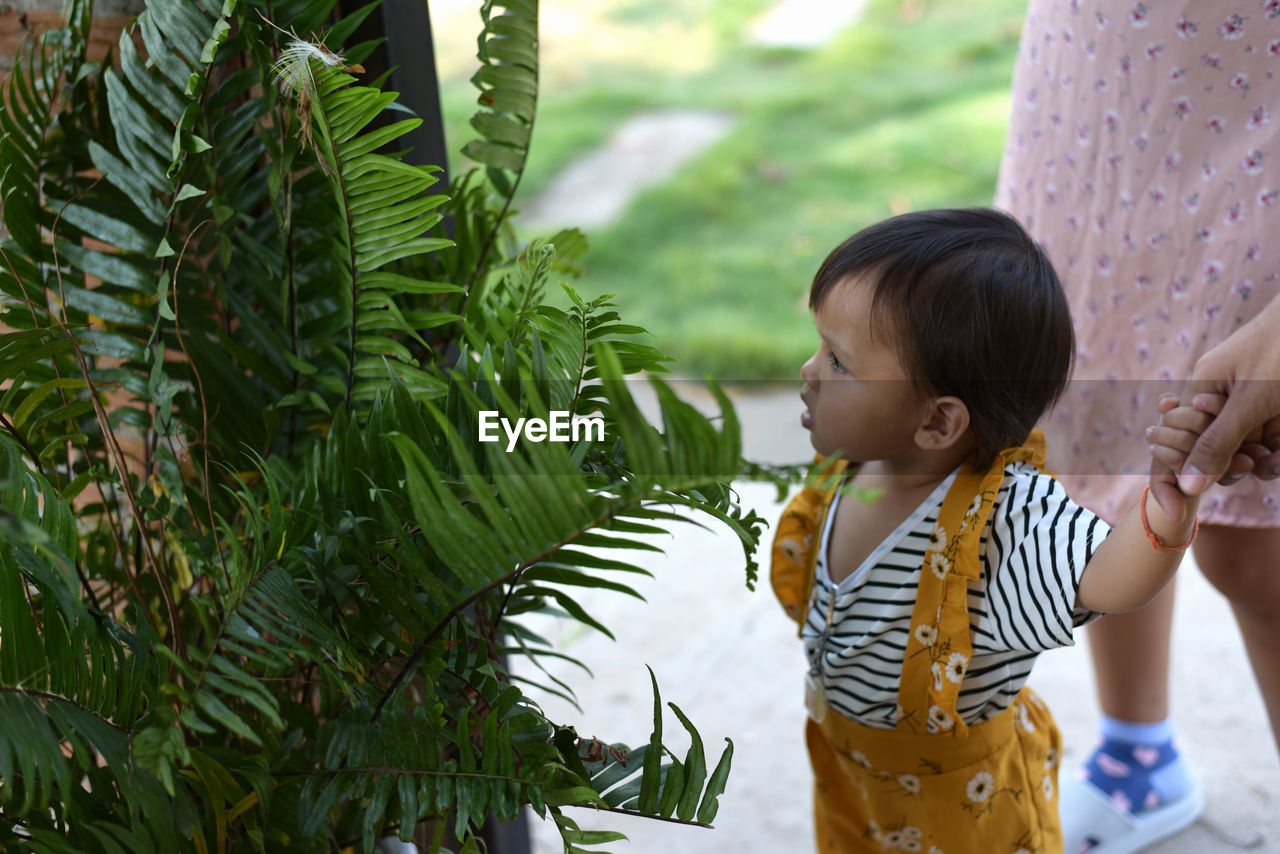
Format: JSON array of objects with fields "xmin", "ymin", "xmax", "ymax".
[{"xmin": 828, "ymin": 352, "xmax": 846, "ymax": 374}]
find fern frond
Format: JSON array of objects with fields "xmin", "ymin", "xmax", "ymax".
[
  {"xmin": 541, "ymin": 670, "xmax": 734, "ymax": 844},
  {"xmin": 0, "ymin": 431, "xmax": 167, "ymax": 837},
  {"xmin": 278, "ymin": 61, "xmax": 455, "ymax": 411},
  {"xmin": 462, "ymin": 0, "xmax": 538, "ymax": 187}
]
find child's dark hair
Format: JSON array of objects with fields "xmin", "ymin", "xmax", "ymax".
[{"xmin": 810, "ymin": 207, "xmax": 1074, "ymax": 468}]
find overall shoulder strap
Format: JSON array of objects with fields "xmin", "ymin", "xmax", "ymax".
[
  {"xmin": 896, "ymin": 430, "xmax": 1047, "ymax": 736},
  {"xmin": 770, "ymin": 456, "xmax": 851, "ymax": 633}
]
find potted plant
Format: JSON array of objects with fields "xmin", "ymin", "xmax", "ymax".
[{"xmin": 0, "ymin": 0, "xmax": 767, "ymax": 850}]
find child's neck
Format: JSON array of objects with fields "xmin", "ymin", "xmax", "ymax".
[
  {"xmin": 827, "ymin": 453, "xmax": 968, "ymax": 586},
  {"xmin": 857, "ymin": 461, "xmax": 952, "ymax": 493},
  {"xmin": 856, "ymin": 444, "xmax": 974, "ymax": 492}
]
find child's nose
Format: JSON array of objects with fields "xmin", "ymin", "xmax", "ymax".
[{"xmin": 800, "ymin": 354, "xmax": 818, "ymax": 386}]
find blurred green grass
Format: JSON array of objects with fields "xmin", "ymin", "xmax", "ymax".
[{"xmin": 434, "ymin": 0, "xmax": 1027, "ymax": 381}]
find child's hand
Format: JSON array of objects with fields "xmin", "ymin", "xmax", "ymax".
[
  {"xmin": 1147, "ymin": 391, "xmax": 1275, "ymax": 520},
  {"xmin": 1146, "ymin": 393, "xmax": 1218, "ymax": 477},
  {"xmin": 1151, "ymin": 391, "xmax": 1269, "ymax": 478},
  {"xmin": 1145, "ymin": 393, "xmax": 1213, "ymax": 524}
]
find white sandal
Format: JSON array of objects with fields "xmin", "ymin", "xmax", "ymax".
[{"xmin": 1059, "ymin": 771, "xmax": 1204, "ymax": 854}]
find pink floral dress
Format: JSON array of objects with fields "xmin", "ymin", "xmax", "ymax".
[{"xmin": 996, "ymin": 0, "xmax": 1280, "ymax": 526}]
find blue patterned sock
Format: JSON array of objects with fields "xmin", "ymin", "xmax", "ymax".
[{"xmin": 1080, "ymin": 715, "xmax": 1194, "ymax": 815}]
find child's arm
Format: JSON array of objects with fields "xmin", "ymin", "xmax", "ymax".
[{"xmin": 1074, "ymin": 401, "xmax": 1206, "ymax": 613}]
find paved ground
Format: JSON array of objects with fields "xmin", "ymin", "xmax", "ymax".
[
  {"xmin": 511, "ymin": 384, "xmax": 1279, "ymax": 853},
  {"xmin": 516, "ymin": 111, "xmax": 735, "ymax": 232}
]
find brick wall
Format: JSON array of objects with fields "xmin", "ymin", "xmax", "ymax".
[{"xmin": 0, "ymin": 0, "xmax": 144, "ymax": 75}]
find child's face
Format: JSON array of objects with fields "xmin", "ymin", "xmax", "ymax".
[{"xmin": 800, "ymin": 277, "xmax": 930, "ymax": 464}]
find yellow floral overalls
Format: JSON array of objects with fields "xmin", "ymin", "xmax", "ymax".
[{"xmin": 772, "ymin": 433, "xmax": 1063, "ymax": 854}]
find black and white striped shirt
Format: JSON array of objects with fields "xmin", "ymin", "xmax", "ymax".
[{"xmin": 803, "ymin": 462, "xmax": 1109, "ymax": 729}]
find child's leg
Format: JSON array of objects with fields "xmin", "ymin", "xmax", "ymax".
[
  {"xmin": 1194, "ymin": 524, "xmax": 1280, "ymax": 751},
  {"xmin": 804, "ymin": 719, "xmax": 867, "ymax": 853}
]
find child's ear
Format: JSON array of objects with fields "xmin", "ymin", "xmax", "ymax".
[{"xmin": 914, "ymin": 396, "xmax": 970, "ymax": 451}]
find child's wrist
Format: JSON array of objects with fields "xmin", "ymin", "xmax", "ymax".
[{"xmin": 1139, "ymin": 485, "xmax": 1198, "ymax": 552}]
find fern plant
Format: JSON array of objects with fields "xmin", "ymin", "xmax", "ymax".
[{"xmin": 0, "ymin": 0, "xmax": 769, "ymax": 851}]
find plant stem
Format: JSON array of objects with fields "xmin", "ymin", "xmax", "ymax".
[
  {"xmin": 46, "ymin": 198, "xmax": 185, "ymax": 660},
  {"xmin": 285, "ymin": 168, "xmax": 301, "ymax": 453},
  {"xmin": 308, "ymin": 93, "xmax": 361, "ymax": 413},
  {"xmin": 0, "ymin": 412, "xmax": 42, "ymax": 470},
  {"xmin": 372, "ymin": 482, "xmax": 722, "ymax": 721}
]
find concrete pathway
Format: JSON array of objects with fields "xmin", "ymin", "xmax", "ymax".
[
  {"xmin": 516, "ymin": 111, "xmax": 734, "ymax": 233},
  {"xmin": 508, "ymin": 0, "xmax": 873, "ymax": 232},
  {"xmin": 512, "ymin": 383, "xmax": 1279, "ymax": 854},
  {"xmin": 430, "ymin": 0, "xmax": 867, "ymax": 235}
]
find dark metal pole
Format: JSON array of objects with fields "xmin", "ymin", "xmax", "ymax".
[{"xmin": 345, "ymin": 0, "xmax": 450, "ymax": 183}]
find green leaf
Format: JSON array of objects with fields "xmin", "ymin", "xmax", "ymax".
[
  {"xmin": 338, "ymin": 117, "xmax": 421, "ymax": 160},
  {"xmin": 183, "ymin": 134, "xmax": 213, "ymax": 154},
  {"xmin": 11, "ymin": 377, "xmax": 86, "ymax": 429},
  {"xmin": 87, "ymin": 141, "xmax": 168, "ymax": 223},
  {"xmin": 553, "ymin": 727, "xmax": 591, "ymax": 783},
  {"xmin": 63, "ymin": 285, "xmax": 149, "ymax": 326},
  {"xmin": 656, "ymin": 760, "xmax": 683, "ymax": 819},
  {"xmin": 670, "ymin": 703, "xmax": 706, "ymax": 822},
  {"xmin": 637, "ymin": 667, "xmax": 662, "ymax": 814},
  {"xmin": 53, "ymin": 201, "xmax": 157, "ymax": 255},
  {"xmin": 519, "ymin": 566, "xmax": 643, "ymax": 600},
  {"xmin": 697, "ymin": 738, "xmax": 734, "ymax": 824},
  {"xmin": 54, "ymin": 240, "xmax": 152, "ymax": 291},
  {"xmin": 396, "ymin": 773, "xmax": 419, "ymax": 840},
  {"xmin": 541, "ymin": 786, "xmax": 602, "ymax": 807},
  {"xmin": 174, "ymin": 183, "xmax": 206, "ymax": 202},
  {"xmin": 156, "ymin": 270, "xmax": 175, "ymax": 320},
  {"xmin": 473, "ymin": 64, "xmax": 537, "ymax": 97},
  {"xmin": 562, "ymin": 828, "xmax": 627, "ymax": 846},
  {"xmin": 194, "ymin": 692, "xmax": 262, "ymax": 746},
  {"xmin": 200, "ymin": 16, "xmax": 232, "ymax": 63},
  {"xmin": 469, "ymin": 112, "xmax": 530, "ymax": 148},
  {"xmin": 461, "ymin": 140, "xmax": 524, "ymax": 172}
]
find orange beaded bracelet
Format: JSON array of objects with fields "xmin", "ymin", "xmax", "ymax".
[{"xmin": 1139, "ymin": 485, "xmax": 1199, "ymax": 553}]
